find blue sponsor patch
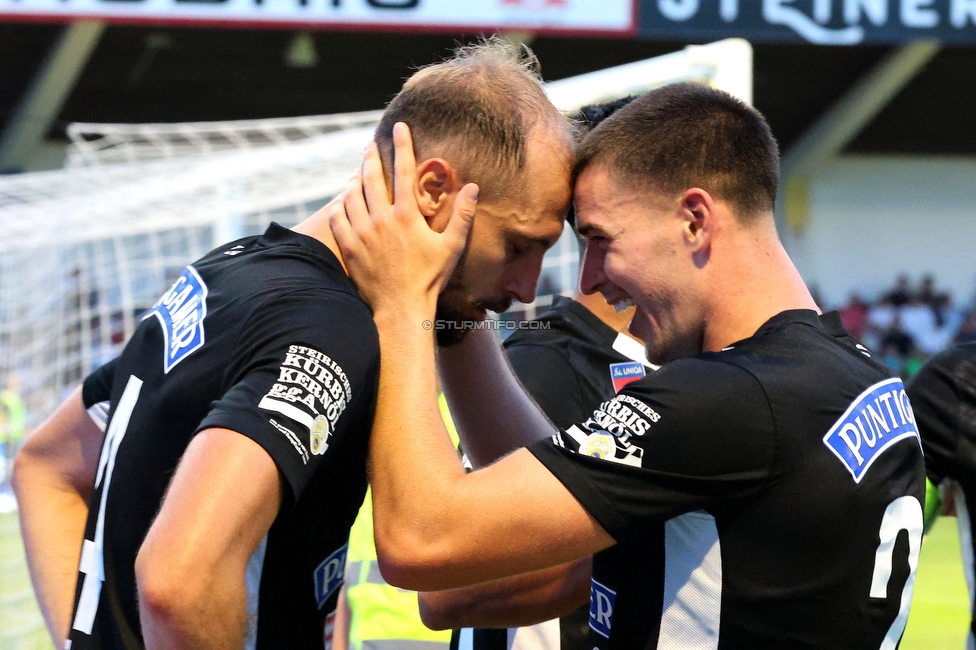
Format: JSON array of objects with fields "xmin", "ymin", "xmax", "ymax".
[
  {"xmin": 589, "ymin": 578, "xmax": 616, "ymax": 639},
  {"xmin": 822, "ymin": 378, "xmax": 920, "ymax": 483},
  {"xmin": 610, "ymin": 361, "xmax": 646, "ymax": 393},
  {"xmin": 313, "ymin": 544, "xmax": 347, "ymax": 610},
  {"xmin": 144, "ymin": 266, "xmax": 208, "ymax": 373}
]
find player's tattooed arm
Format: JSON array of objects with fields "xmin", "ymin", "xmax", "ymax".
[
  {"xmin": 13, "ymin": 387, "xmax": 104, "ymax": 647},
  {"xmin": 136, "ymin": 428, "xmax": 282, "ymax": 650},
  {"xmin": 419, "ymin": 556, "xmax": 590, "ymax": 630},
  {"xmin": 330, "ymin": 124, "xmax": 614, "ymax": 591}
]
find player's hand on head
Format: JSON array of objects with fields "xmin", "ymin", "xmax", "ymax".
[{"xmin": 329, "ymin": 122, "xmax": 478, "ymax": 317}]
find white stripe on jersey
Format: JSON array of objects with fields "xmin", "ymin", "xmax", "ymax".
[
  {"xmin": 457, "ymin": 628, "xmax": 474, "ymax": 650},
  {"xmin": 507, "ymin": 618, "xmax": 560, "ymax": 650},
  {"xmin": 955, "ymin": 486, "xmax": 976, "ymax": 650},
  {"xmin": 258, "ymin": 396, "xmax": 315, "ymax": 432},
  {"xmin": 611, "ymin": 333, "xmax": 658, "ymax": 370},
  {"xmin": 86, "ymin": 400, "xmax": 110, "ymax": 433},
  {"xmin": 244, "ymin": 534, "xmax": 268, "ymax": 650},
  {"xmin": 657, "ymin": 511, "xmax": 722, "ymax": 650}
]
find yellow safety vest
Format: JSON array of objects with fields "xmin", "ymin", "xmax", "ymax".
[{"xmin": 345, "ymin": 394, "xmax": 459, "ymax": 650}]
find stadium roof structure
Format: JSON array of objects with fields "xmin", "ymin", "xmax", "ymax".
[{"xmin": 1, "ymin": 24, "xmax": 975, "ymax": 177}]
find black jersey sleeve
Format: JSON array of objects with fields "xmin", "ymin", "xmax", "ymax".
[
  {"xmin": 81, "ymin": 357, "xmax": 118, "ymax": 408},
  {"xmin": 196, "ymin": 288, "xmax": 379, "ymax": 502},
  {"xmin": 505, "ymin": 344, "xmax": 589, "ymax": 428},
  {"xmin": 528, "ymin": 356, "xmax": 777, "ymax": 542},
  {"xmin": 907, "ymin": 344, "xmax": 976, "ymax": 485}
]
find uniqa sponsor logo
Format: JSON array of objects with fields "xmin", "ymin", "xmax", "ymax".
[{"xmin": 822, "ymin": 377, "xmax": 920, "ymax": 483}]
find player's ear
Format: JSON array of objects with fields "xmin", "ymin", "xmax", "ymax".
[
  {"xmin": 679, "ymin": 188, "xmax": 714, "ymax": 255},
  {"xmin": 415, "ymin": 158, "xmax": 460, "ymax": 231}
]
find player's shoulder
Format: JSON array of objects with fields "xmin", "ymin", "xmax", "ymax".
[
  {"xmin": 250, "ymin": 286, "xmax": 377, "ymax": 338},
  {"xmin": 633, "ymin": 353, "xmax": 764, "ymax": 393},
  {"xmin": 716, "ymin": 309, "xmax": 894, "ymax": 390},
  {"xmin": 611, "ymin": 354, "xmax": 772, "ymax": 430},
  {"xmin": 908, "ymin": 342, "xmax": 976, "ymax": 422},
  {"xmin": 196, "ymin": 223, "xmax": 361, "ymax": 299},
  {"xmin": 912, "ymin": 341, "xmax": 976, "ymax": 386}
]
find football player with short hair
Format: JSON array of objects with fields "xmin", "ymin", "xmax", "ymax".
[
  {"xmin": 907, "ymin": 342, "xmax": 976, "ymax": 649},
  {"xmin": 330, "ymin": 83, "xmax": 926, "ymax": 649}
]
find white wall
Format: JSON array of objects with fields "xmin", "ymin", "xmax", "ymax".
[{"xmin": 788, "ymin": 155, "xmax": 976, "ymax": 309}]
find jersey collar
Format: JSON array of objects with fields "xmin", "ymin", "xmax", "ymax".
[{"xmin": 728, "ymin": 309, "xmax": 847, "ymax": 348}]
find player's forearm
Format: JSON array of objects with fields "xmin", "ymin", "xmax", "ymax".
[
  {"xmin": 13, "ymin": 387, "xmax": 101, "ymax": 646},
  {"xmin": 139, "ymin": 562, "xmax": 248, "ymax": 650},
  {"xmin": 369, "ymin": 308, "xmax": 470, "ymax": 582},
  {"xmin": 418, "ymin": 557, "xmax": 591, "ymax": 630},
  {"xmin": 370, "ymin": 311, "xmax": 595, "ymax": 592},
  {"xmin": 13, "ymin": 457, "xmax": 89, "ymax": 646},
  {"xmin": 438, "ymin": 329, "xmax": 555, "ymax": 468}
]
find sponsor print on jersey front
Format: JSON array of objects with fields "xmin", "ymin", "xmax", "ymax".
[
  {"xmin": 560, "ymin": 394, "xmax": 661, "ymax": 467},
  {"xmin": 314, "ymin": 544, "xmax": 347, "ymax": 610},
  {"xmin": 610, "ymin": 361, "xmax": 646, "ymax": 393},
  {"xmin": 144, "ymin": 266, "xmax": 208, "ymax": 373},
  {"xmin": 259, "ymin": 345, "xmax": 353, "ymax": 463},
  {"xmin": 589, "ymin": 579, "xmax": 616, "ymax": 639},
  {"xmin": 822, "ymin": 377, "xmax": 921, "ymax": 483}
]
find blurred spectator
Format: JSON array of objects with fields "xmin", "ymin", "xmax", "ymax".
[
  {"xmin": 881, "ymin": 314, "xmax": 915, "ymax": 358},
  {"xmin": 830, "ymin": 274, "xmax": 974, "ymax": 380},
  {"xmin": 885, "ymin": 274, "xmax": 912, "ymax": 307},
  {"xmin": 839, "ymin": 293, "xmax": 869, "ymax": 339},
  {"xmin": 954, "ymin": 312, "xmax": 976, "ymax": 344},
  {"xmin": 919, "ymin": 274, "xmax": 938, "ymax": 307},
  {"xmin": 864, "ymin": 296, "xmax": 898, "ymax": 351},
  {"xmin": 901, "ymin": 295, "xmax": 940, "ymax": 355}
]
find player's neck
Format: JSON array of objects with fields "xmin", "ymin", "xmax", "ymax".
[
  {"xmin": 573, "ymin": 289, "xmax": 639, "ymax": 341},
  {"xmin": 702, "ymin": 227, "xmax": 819, "ymax": 353},
  {"xmin": 292, "ymin": 207, "xmax": 350, "ymax": 275}
]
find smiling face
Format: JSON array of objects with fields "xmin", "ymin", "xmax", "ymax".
[
  {"xmin": 575, "ymin": 164, "xmax": 707, "ymax": 366},
  {"xmin": 436, "ymin": 123, "xmax": 572, "ymax": 323}
]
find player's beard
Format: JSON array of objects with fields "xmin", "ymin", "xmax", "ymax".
[{"xmin": 435, "ymin": 250, "xmax": 513, "ymax": 347}]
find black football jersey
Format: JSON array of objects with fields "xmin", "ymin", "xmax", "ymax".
[
  {"xmin": 455, "ymin": 296, "xmax": 654, "ymax": 650},
  {"xmin": 504, "ymin": 296, "xmax": 654, "ymax": 430},
  {"xmin": 530, "ymin": 310, "xmax": 926, "ymax": 649},
  {"xmin": 70, "ymin": 223, "xmax": 379, "ymax": 650},
  {"xmin": 906, "ymin": 342, "xmax": 976, "ymax": 646}
]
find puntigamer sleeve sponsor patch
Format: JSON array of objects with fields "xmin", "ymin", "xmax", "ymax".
[
  {"xmin": 823, "ymin": 377, "xmax": 921, "ymax": 483},
  {"xmin": 144, "ymin": 266, "xmax": 208, "ymax": 373},
  {"xmin": 259, "ymin": 344, "xmax": 353, "ymax": 460}
]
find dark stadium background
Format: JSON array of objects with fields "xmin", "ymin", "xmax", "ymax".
[
  {"xmin": 2, "ymin": 11, "xmax": 976, "ymax": 649},
  {"xmin": 2, "ymin": 28, "xmax": 976, "ymax": 162}
]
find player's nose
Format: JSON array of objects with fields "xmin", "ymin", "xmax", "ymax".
[
  {"xmin": 505, "ymin": 272, "xmax": 538, "ymax": 305},
  {"xmin": 580, "ymin": 245, "xmax": 607, "ymax": 296}
]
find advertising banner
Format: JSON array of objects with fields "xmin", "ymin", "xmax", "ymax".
[
  {"xmin": 0, "ymin": 0, "xmax": 635, "ymax": 34},
  {"xmin": 638, "ymin": 0, "xmax": 976, "ymax": 45}
]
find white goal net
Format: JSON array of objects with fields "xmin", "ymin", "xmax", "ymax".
[{"xmin": 0, "ymin": 36, "xmax": 752, "ymax": 460}]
